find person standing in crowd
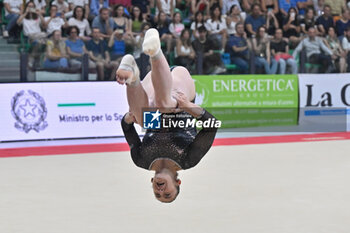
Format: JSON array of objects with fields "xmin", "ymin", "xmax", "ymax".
[
  {"xmin": 43, "ymin": 30, "xmax": 69, "ymax": 69},
  {"xmin": 92, "ymin": 7, "xmax": 116, "ymax": 39},
  {"xmin": 245, "ymin": 4, "xmax": 265, "ymax": 37},
  {"xmin": 226, "ymin": 5, "xmax": 244, "ymax": 36},
  {"xmin": 66, "ymin": 0, "xmax": 89, "ymax": 19},
  {"xmin": 324, "ymin": 26, "xmax": 346, "ymax": 73},
  {"xmin": 192, "ymin": 26, "xmax": 225, "ymax": 74},
  {"xmin": 68, "ymin": 6, "xmax": 92, "ymax": 41},
  {"xmin": 175, "ymin": 29, "xmax": 196, "ymax": 72},
  {"xmin": 169, "ymin": 12, "xmax": 185, "ymax": 38},
  {"xmin": 341, "ymin": 26, "xmax": 350, "ymax": 72},
  {"xmin": 252, "ymin": 26, "xmax": 277, "ymax": 74},
  {"xmin": 270, "ymin": 28, "xmax": 297, "ymax": 74},
  {"xmin": 293, "ymin": 27, "xmax": 335, "ymax": 73},
  {"xmin": 44, "ymin": 5, "xmax": 68, "ymax": 36},
  {"xmin": 282, "ymin": 7, "xmax": 301, "ymax": 47},
  {"xmin": 316, "ymin": 5, "xmax": 334, "ymax": 36},
  {"xmin": 2, "ymin": 0, "xmax": 23, "ymax": 39},
  {"xmin": 226, "ymin": 22, "xmax": 250, "ymax": 73},
  {"xmin": 89, "ymin": 0, "xmax": 109, "ymax": 21},
  {"xmin": 205, "ymin": 5, "xmax": 227, "ymax": 49},
  {"xmin": 87, "ymin": 27, "xmax": 119, "ymax": 80},
  {"xmin": 65, "ymin": 25, "xmax": 96, "ymax": 69},
  {"xmin": 52, "ymin": 0, "xmax": 69, "ymax": 16},
  {"xmin": 335, "ymin": 8, "xmax": 350, "ymax": 37},
  {"xmin": 300, "ymin": 7, "xmax": 318, "ymax": 35}
]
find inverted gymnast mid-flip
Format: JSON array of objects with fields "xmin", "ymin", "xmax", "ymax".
[{"xmin": 116, "ymin": 28, "xmax": 219, "ymax": 203}]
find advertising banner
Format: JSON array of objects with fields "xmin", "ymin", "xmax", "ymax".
[
  {"xmin": 192, "ymin": 75, "xmax": 299, "ymax": 129},
  {"xmin": 299, "ymin": 74, "xmax": 350, "ymax": 132},
  {"xmin": 0, "ymin": 82, "xmax": 133, "ymax": 142}
]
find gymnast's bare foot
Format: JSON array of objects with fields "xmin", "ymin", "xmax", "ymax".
[{"xmin": 116, "ymin": 54, "xmax": 140, "ymax": 86}]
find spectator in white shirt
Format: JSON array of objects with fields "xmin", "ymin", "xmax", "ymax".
[
  {"xmin": 66, "ymin": 0, "xmax": 89, "ymax": 19},
  {"xmin": 52, "ymin": 0, "xmax": 69, "ymax": 15},
  {"xmin": 68, "ymin": 6, "xmax": 91, "ymax": 41},
  {"xmin": 2, "ymin": 0, "xmax": 23, "ymax": 38},
  {"xmin": 169, "ymin": 12, "xmax": 185, "ymax": 38},
  {"xmin": 205, "ymin": 5, "xmax": 227, "ymax": 49},
  {"xmin": 44, "ymin": 5, "xmax": 68, "ymax": 35}
]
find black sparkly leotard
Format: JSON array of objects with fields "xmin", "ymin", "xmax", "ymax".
[{"xmin": 121, "ymin": 109, "xmax": 218, "ymax": 170}]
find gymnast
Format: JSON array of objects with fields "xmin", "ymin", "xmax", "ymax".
[{"xmin": 116, "ymin": 28, "xmax": 219, "ymax": 203}]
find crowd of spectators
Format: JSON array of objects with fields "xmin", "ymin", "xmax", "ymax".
[{"xmin": 1, "ymin": 0, "xmax": 350, "ymax": 79}]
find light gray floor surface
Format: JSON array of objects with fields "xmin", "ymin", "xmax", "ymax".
[{"xmin": 0, "ymin": 140, "xmax": 349, "ymax": 233}]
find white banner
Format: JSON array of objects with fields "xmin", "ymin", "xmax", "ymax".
[
  {"xmin": 299, "ymin": 73, "xmax": 350, "ymax": 131},
  {"xmin": 0, "ymin": 82, "xmax": 135, "ymax": 142}
]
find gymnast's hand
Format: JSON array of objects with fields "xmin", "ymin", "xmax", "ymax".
[
  {"xmin": 173, "ymin": 91, "xmax": 203, "ymax": 118},
  {"xmin": 124, "ymin": 112, "xmax": 136, "ymax": 124}
]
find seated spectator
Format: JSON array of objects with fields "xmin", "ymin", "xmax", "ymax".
[
  {"xmin": 92, "ymin": 8, "xmax": 117, "ymax": 39},
  {"xmin": 300, "ymin": 7, "xmax": 318, "ymax": 35},
  {"xmin": 205, "ymin": 5, "xmax": 227, "ymax": 49},
  {"xmin": 65, "ymin": 25, "xmax": 96, "ymax": 69},
  {"xmin": 87, "ymin": 28, "xmax": 119, "ymax": 80},
  {"xmin": 270, "ymin": 28, "xmax": 297, "ymax": 74},
  {"xmin": 155, "ymin": 0, "xmax": 175, "ymax": 19},
  {"xmin": 43, "ymin": 30, "xmax": 69, "ymax": 69},
  {"xmin": 51, "ymin": 0, "xmax": 69, "ymax": 16},
  {"xmin": 169, "ymin": 12, "xmax": 185, "ymax": 38},
  {"xmin": 191, "ymin": 0, "xmax": 210, "ymax": 20},
  {"xmin": 68, "ymin": 6, "xmax": 92, "ymax": 41},
  {"xmin": 191, "ymin": 11, "xmax": 206, "ymax": 40},
  {"xmin": 175, "ymin": 29, "xmax": 196, "ymax": 72},
  {"xmin": 324, "ymin": 0, "xmax": 345, "ymax": 17},
  {"xmin": 341, "ymin": 27, "xmax": 350, "ymax": 72},
  {"xmin": 155, "ymin": 11, "xmax": 173, "ymax": 54},
  {"xmin": 108, "ymin": 29, "xmax": 126, "ymax": 62},
  {"xmin": 17, "ymin": 1, "xmax": 46, "ymax": 42},
  {"xmin": 66, "ymin": 0, "xmax": 89, "ymax": 19},
  {"xmin": 278, "ymin": 0, "xmax": 297, "ymax": 18},
  {"xmin": 252, "ymin": 26, "xmax": 277, "ymax": 74},
  {"xmin": 226, "ymin": 5, "xmax": 244, "ymax": 36},
  {"xmin": 282, "ymin": 7, "xmax": 301, "ymax": 46},
  {"xmin": 89, "ymin": 0, "xmax": 109, "ymax": 21},
  {"xmin": 335, "ymin": 8, "xmax": 350, "ymax": 37},
  {"xmin": 132, "ymin": 22, "xmax": 151, "ymax": 59},
  {"xmin": 44, "ymin": 5, "xmax": 68, "ymax": 36},
  {"xmin": 265, "ymin": 8, "xmax": 278, "ymax": 36},
  {"xmin": 324, "ymin": 26, "xmax": 346, "ymax": 72},
  {"xmin": 113, "ymin": 5, "xmax": 134, "ymax": 44},
  {"xmin": 293, "ymin": 27, "xmax": 335, "ymax": 73},
  {"xmin": 261, "ymin": 0, "xmax": 279, "ymax": 15},
  {"xmin": 131, "ymin": 5, "xmax": 146, "ymax": 35},
  {"xmin": 316, "ymin": 5, "xmax": 334, "ymax": 36},
  {"xmin": 241, "ymin": 0, "xmax": 259, "ymax": 13},
  {"xmin": 192, "ymin": 25, "xmax": 225, "ymax": 74},
  {"xmin": 222, "ymin": 0, "xmax": 242, "ymax": 15},
  {"xmin": 226, "ymin": 22, "xmax": 250, "ymax": 73},
  {"xmin": 2, "ymin": 0, "xmax": 23, "ymax": 39},
  {"xmin": 314, "ymin": 0, "xmax": 325, "ymax": 17},
  {"xmin": 132, "ymin": 0, "xmax": 151, "ymax": 19},
  {"xmin": 26, "ymin": 0, "xmax": 46, "ymax": 15},
  {"xmin": 245, "ymin": 4, "xmax": 265, "ymax": 37}
]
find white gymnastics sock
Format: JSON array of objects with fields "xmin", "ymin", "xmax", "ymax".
[
  {"xmin": 142, "ymin": 28, "xmax": 162, "ymax": 59},
  {"xmin": 118, "ymin": 54, "xmax": 140, "ymax": 86}
]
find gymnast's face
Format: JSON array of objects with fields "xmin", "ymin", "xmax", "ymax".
[{"xmin": 151, "ymin": 173, "xmax": 180, "ymax": 203}]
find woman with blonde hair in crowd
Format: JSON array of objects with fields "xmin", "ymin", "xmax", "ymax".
[{"xmin": 43, "ymin": 30, "xmax": 69, "ymax": 69}]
